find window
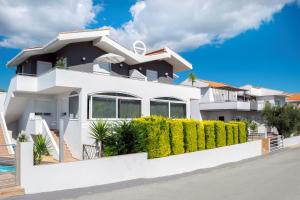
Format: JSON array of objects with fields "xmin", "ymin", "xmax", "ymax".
[
  {"xmin": 146, "ymin": 70, "xmax": 158, "ymax": 82},
  {"xmin": 89, "ymin": 92, "xmax": 141, "ymax": 119},
  {"xmin": 218, "ymin": 116, "xmax": 225, "ymax": 121},
  {"xmin": 69, "ymin": 91, "xmax": 79, "ymax": 119},
  {"xmin": 150, "ymin": 97, "xmax": 186, "ymax": 118}
]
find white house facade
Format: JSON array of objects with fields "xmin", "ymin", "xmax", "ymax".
[{"xmin": 0, "ymin": 29, "xmax": 201, "ymax": 160}]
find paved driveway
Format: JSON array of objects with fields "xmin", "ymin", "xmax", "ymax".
[{"xmin": 6, "ymin": 147, "xmax": 300, "ymax": 200}]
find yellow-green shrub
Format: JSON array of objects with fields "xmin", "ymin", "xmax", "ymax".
[
  {"xmin": 214, "ymin": 121, "xmax": 226, "ymax": 147},
  {"xmin": 203, "ymin": 121, "xmax": 215, "ymax": 149},
  {"xmin": 182, "ymin": 120, "xmax": 198, "ymax": 153},
  {"xmin": 168, "ymin": 120, "xmax": 184, "ymax": 155},
  {"xmin": 230, "ymin": 121, "xmax": 247, "ymax": 144},
  {"xmin": 133, "ymin": 116, "xmax": 171, "ymax": 158},
  {"xmin": 196, "ymin": 122, "xmax": 205, "ymax": 150},
  {"xmin": 225, "ymin": 123, "xmax": 233, "ymax": 145},
  {"xmin": 232, "ymin": 124, "xmax": 239, "ymax": 144}
]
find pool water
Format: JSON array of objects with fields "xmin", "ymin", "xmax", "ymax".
[{"xmin": 0, "ymin": 165, "xmax": 16, "ymax": 173}]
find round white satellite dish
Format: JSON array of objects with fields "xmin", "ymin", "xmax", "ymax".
[{"xmin": 133, "ymin": 40, "xmax": 147, "ymax": 55}]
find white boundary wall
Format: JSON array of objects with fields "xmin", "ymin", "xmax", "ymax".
[
  {"xmin": 283, "ymin": 136, "xmax": 300, "ymax": 147},
  {"xmin": 18, "ymin": 140, "xmax": 262, "ymax": 194}
]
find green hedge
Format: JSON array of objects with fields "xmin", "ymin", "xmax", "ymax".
[
  {"xmin": 133, "ymin": 117, "xmax": 247, "ymax": 159},
  {"xmin": 133, "ymin": 116, "xmax": 171, "ymax": 158},
  {"xmin": 196, "ymin": 122, "xmax": 205, "ymax": 150},
  {"xmin": 203, "ymin": 122, "xmax": 216, "ymax": 149},
  {"xmin": 182, "ymin": 120, "xmax": 198, "ymax": 153},
  {"xmin": 225, "ymin": 123, "xmax": 233, "ymax": 145},
  {"xmin": 232, "ymin": 124, "xmax": 239, "ymax": 144},
  {"xmin": 168, "ymin": 120, "xmax": 185, "ymax": 155},
  {"xmin": 214, "ymin": 121, "xmax": 226, "ymax": 147},
  {"xmin": 230, "ymin": 121, "xmax": 247, "ymax": 144}
]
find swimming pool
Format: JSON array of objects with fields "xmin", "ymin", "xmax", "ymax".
[{"xmin": 0, "ymin": 165, "xmax": 16, "ymax": 173}]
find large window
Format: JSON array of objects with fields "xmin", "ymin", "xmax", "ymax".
[
  {"xmin": 150, "ymin": 97, "xmax": 186, "ymax": 118},
  {"xmin": 69, "ymin": 91, "xmax": 79, "ymax": 119},
  {"xmin": 89, "ymin": 92, "xmax": 141, "ymax": 119}
]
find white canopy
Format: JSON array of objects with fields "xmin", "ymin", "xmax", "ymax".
[{"xmin": 94, "ymin": 53, "xmax": 125, "ymax": 64}]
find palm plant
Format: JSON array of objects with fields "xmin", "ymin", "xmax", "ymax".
[
  {"xmin": 33, "ymin": 135, "xmax": 51, "ymax": 165},
  {"xmin": 188, "ymin": 72, "xmax": 197, "ymax": 86},
  {"xmin": 89, "ymin": 120, "xmax": 110, "ymax": 157}
]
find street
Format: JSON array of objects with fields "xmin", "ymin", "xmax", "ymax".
[{"xmin": 6, "ymin": 146, "xmax": 300, "ymax": 200}]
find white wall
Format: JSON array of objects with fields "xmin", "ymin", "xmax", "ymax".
[
  {"xmin": 0, "ymin": 92, "xmax": 6, "ymax": 112},
  {"xmin": 283, "ymin": 136, "xmax": 300, "ymax": 147},
  {"xmin": 146, "ymin": 140, "xmax": 262, "ymax": 178},
  {"xmin": 18, "ymin": 140, "xmax": 262, "ymax": 194}
]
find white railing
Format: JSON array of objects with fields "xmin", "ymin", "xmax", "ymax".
[
  {"xmin": 25, "ymin": 116, "xmax": 59, "ymax": 160},
  {"xmin": 0, "ymin": 112, "xmax": 14, "ymax": 154}
]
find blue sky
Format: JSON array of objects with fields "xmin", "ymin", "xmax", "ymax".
[{"xmin": 0, "ymin": 1, "xmax": 299, "ymax": 92}]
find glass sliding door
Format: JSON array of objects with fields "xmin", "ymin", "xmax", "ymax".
[
  {"xmin": 170, "ymin": 103, "xmax": 186, "ymax": 118},
  {"xmin": 92, "ymin": 97, "xmax": 116, "ymax": 118},
  {"xmin": 150, "ymin": 101, "xmax": 169, "ymax": 117},
  {"xmin": 118, "ymin": 99, "xmax": 141, "ymax": 118}
]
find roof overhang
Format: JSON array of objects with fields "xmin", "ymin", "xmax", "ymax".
[
  {"xmin": 7, "ymin": 29, "xmax": 110, "ymax": 67},
  {"xmin": 7, "ymin": 28, "xmax": 192, "ymax": 73},
  {"xmin": 93, "ymin": 37, "xmax": 192, "ymax": 72}
]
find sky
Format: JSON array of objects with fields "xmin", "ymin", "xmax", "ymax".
[{"xmin": 0, "ymin": 0, "xmax": 299, "ymax": 92}]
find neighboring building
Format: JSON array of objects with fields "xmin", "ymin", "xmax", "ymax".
[
  {"xmin": 286, "ymin": 93, "xmax": 300, "ymax": 108},
  {"xmin": 182, "ymin": 79, "xmax": 287, "ymax": 134},
  {"xmin": 1, "ymin": 28, "xmax": 201, "ymax": 159}
]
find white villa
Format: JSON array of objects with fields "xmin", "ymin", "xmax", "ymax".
[
  {"xmin": 0, "ymin": 28, "xmax": 201, "ymax": 160},
  {"xmin": 182, "ymin": 79, "xmax": 287, "ymax": 134}
]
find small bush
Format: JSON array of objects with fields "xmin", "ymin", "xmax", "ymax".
[
  {"xmin": 225, "ymin": 123, "xmax": 233, "ymax": 145},
  {"xmin": 182, "ymin": 120, "xmax": 198, "ymax": 152},
  {"xmin": 203, "ymin": 122, "xmax": 215, "ymax": 149},
  {"xmin": 168, "ymin": 120, "xmax": 185, "ymax": 155},
  {"xmin": 214, "ymin": 121, "xmax": 226, "ymax": 147},
  {"xmin": 232, "ymin": 124, "xmax": 239, "ymax": 144},
  {"xmin": 196, "ymin": 122, "xmax": 205, "ymax": 150}
]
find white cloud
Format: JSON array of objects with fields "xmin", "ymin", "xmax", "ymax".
[
  {"xmin": 111, "ymin": 0, "xmax": 295, "ymax": 52},
  {"xmin": 0, "ymin": 0, "xmax": 101, "ymax": 48}
]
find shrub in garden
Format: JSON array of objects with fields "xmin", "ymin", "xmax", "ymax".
[
  {"xmin": 230, "ymin": 121, "xmax": 247, "ymax": 144},
  {"xmin": 168, "ymin": 120, "xmax": 185, "ymax": 155},
  {"xmin": 214, "ymin": 121, "xmax": 226, "ymax": 147},
  {"xmin": 159, "ymin": 118, "xmax": 171, "ymax": 157},
  {"xmin": 182, "ymin": 120, "xmax": 198, "ymax": 152},
  {"xmin": 196, "ymin": 122, "xmax": 205, "ymax": 150},
  {"xmin": 225, "ymin": 123, "xmax": 234, "ymax": 145},
  {"xmin": 203, "ymin": 121, "xmax": 216, "ymax": 149},
  {"xmin": 232, "ymin": 124, "xmax": 239, "ymax": 144},
  {"xmin": 133, "ymin": 116, "xmax": 171, "ymax": 158}
]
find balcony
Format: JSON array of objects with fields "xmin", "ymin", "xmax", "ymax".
[{"xmin": 199, "ymin": 101, "xmax": 251, "ymax": 111}]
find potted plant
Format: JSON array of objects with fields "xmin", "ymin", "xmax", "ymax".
[{"xmin": 55, "ymin": 57, "xmax": 66, "ymax": 69}]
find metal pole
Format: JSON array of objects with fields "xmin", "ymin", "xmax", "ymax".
[{"xmin": 59, "ymin": 118, "xmax": 64, "ymax": 162}]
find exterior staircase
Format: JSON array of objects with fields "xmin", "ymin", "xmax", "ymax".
[
  {"xmin": 51, "ymin": 131, "xmax": 77, "ymax": 162},
  {"xmin": 0, "ymin": 126, "xmax": 9, "ymax": 157}
]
